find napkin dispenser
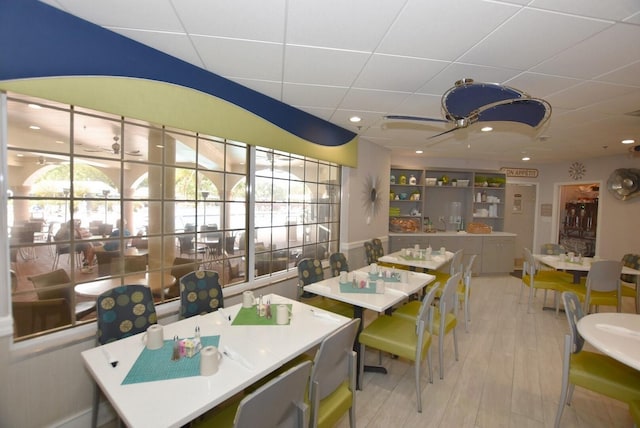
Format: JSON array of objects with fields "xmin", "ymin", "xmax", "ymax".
[{"xmin": 179, "ymin": 337, "xmax": 203, "ymax": 358}]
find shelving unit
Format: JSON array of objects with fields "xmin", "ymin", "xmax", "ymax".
[{"xmin": 389, "ymin": 167, "xmax": 506, "ymax": 233}]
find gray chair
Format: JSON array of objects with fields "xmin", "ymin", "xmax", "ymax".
[
  {"xmin": 562, "ymin": 260, "xmax": 623, "ymax": 313},
  {"xmin": 309, "ymin": 318, "xmax": 360, "ymax": 428},
  {"xmin": 459, "ymin": 254, "xmax": 477, "ymax": 333}
]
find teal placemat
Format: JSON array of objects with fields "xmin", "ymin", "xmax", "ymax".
[
  {"xmin": 122, "ymin": 335, "xmax": 220, "ymax": 385},
  {"xmin": 232, "ymin": 304, "xmax": 292, "ymax": 325},
  {"xmin": 339, "ymin": 283, "xmax": 377, "ymax": 293},
  {"xmin": 368, "ymin": 273, "xmax": 400, "ymax": 282}
]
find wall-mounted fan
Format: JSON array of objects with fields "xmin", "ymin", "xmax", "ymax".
[
  {"xmin": 607, "ymin": 168, "xmax": 640, "ymax": 201},
  {"xmin": 385, "ymin": 78, "xmax": 552, "ymax": 139},
  {"xmin": 83, "ymin": 136, "xmax": 142, "ymax": 156}
]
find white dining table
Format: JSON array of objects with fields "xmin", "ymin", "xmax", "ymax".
[
  {"xmin": 303, "ymin": 266, "xmax": 436, "ymax": 388},
  {"xmin": 534, "ymin": 254, "xmax": 640, "ymax": 312},
  {"xmin": 81, "ymin": 294, "xmax": 350, "ymax": 428},
  {"xmin": 378, "ymin": 249, "xmax": 453, "ymax": 272},
  {"xmin": 577, "ymin": 312, "xmax": 640, "ymax": 371}
]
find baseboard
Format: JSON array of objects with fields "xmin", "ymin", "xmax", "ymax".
[{"xmin": 52, "ymin": 402, "xmax": 116, "ymax": 428}]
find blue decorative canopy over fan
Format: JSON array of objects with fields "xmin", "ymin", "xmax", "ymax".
[{"xmin": 385, "ymin": 78, "xmax": 552, "ymax": 139}]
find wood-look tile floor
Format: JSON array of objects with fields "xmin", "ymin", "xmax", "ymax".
[{"xmin": 337, "ymin": 274, "xmax": 635, "ymax": 428}]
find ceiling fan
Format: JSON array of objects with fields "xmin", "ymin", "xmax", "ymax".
[
  {"xmin": 385, "ymin": 78, "xmax": 552, "ymax": 139},
  {"xmin": 83, "ymin": 136, "xmax": 142, "ymax": 156}
]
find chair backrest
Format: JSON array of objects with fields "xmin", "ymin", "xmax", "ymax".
[
  {"xmin": 449, "ymin": 249, "xmax": 464, "ymax": 275},
  {"xmin": 178, "ymin": 235, "xmax": 194, "ymax": 252},
  {"xmin": 463, "ymin": 254, "xmax": 477, "ymax": 288},
  {"xmin": 28, "ymin": 268, "xmax": 72, "ymax": 302},
  {"xmin": 329, "ymin": 252, "xmax": 349, "ymax": 277},
  {"xmin": 179, "ymin": 270, "xmax": 223, "ymax": 318},
  {"xmin": 171, "ymin": 257, "xmax": 197, "ymax": 281},
  {"xmin": 621, "ymin": 253, "xmax": 640, "ymax": 283},
  {"xmin": 12, "ymin": 298, "xmax": 72, "ymax": 337},
  {"xmin": 233, "ymin": 360, "xmax": 312, "ymax": 428},
  {"xmin": 297, "ymin": 258, "xmax": 325, "ymax": 286},
  {"xmin": 96, "ymin": 250, "xmax": 121, "ymax": 276},
  {"xmin": 585, "ymin": 260, "xmax": 623, "ymax": 310},
  {"xmin": 522, "ymin": 248, "xmax": 538, "ymax": 277},
  {"xmin": 96, "ymin": 285, "xmax": 157, "ymax": 345},
  {"xmin": 10, "ymin": 269, "xmax": 18, "ymax": 293},
  {"xmin": 561, "ymin": 291, "xmax": 585, "ymax": 354},
  {"xmin": 541, "ymin": 243, "xmax": 565, "ymax": 255},
  {"xmin": 363, "ymin": 241, "xmax": 376, "ymax": 265},
  {"xmin": 415, "ymin": 282, "xmax": 440, "ymax": 359},
  {"xmin": 124, "ymin": 254, "xmax": 147, "ymax": 273},
  {"xmin": 440, "ymin": 272, "xmax": 462, "ymax": 320},
  {"xmin": 309, "ymin": 318, "xmax": 360, "ymax": 424},
  {"xmin": 372, "ymin": 238, "xmax": 384, "ymax": 258}
]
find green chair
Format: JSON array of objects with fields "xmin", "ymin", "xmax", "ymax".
[
  {"xmin": 309, "ymin": 318, "xmax": 360, "ymax": 428},
  {"xmin": 329, "ymin": 252, "xmax": 349, "ymax": 278},
  {"xmin": 297, "ymin": 258, "xmax": 352, "ymax": 318},
  {"xmin": 520, "ymin": 247, "xmax": 573, "ymax": 314},
  {"xmin": 430, "ymin": 249, "xmax": 463, "ymax": 292},
  {"xmin": 195, "ymin": 360, "xmax": 312, "ymax": 428},
  {"xmin": 179, "ymin": 270, "xmax": 223, "ymax": 318},
  {"xmin": 620, "ymin": 253, "xmax": 639, "ymax": 313},
  {"xmin": 630, "ymin": 400, "xmax": 640, "ymax": 427},
  {"xmin": 555, "ymin": 292, "xmax": 640, "ymax": 428},
  {"xmin": 93, "ymin": 285, "xmax": 157, "ymax": 428},
  {"xmin": 358, "ymin": 284, "xmax": 438, "ymax": 412},
  {"xmin": 562, "ymin": 260, "xmax": 623, "ymax": 313}
]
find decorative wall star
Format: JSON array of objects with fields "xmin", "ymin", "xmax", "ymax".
[{"xmin": 569, "ymin": 162, "xmax": 586, "ymax": 180}]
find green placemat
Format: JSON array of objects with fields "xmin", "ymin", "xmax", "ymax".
[
  {"xmin": 232, "ymin": 304, "xmax": 292, "ymax": 325},
  {"xmin": 122, "ymin": 335, "xmax": 220, "ymax": 385},
  {"xmin": 339, "ymin": 283, "xmax": 377, "ymax": 293}
]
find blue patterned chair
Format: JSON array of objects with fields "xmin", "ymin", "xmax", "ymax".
[
  {"xmin": 93, "ymin": 285, "xmax": 157, "ymax": 427},
  {"xmin": 179, "ymin": 270, "xmax": 224, "ymax": 318},
  {"xmin": 329, "ymin": 252, "xmax": 350, "ymax": 277},
  {"xmin": 297, "ymin": 258, "xmax": 352, "ymax": 318}
]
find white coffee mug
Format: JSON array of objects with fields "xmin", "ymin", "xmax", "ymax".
[
  {"xmin": 339, "ymin": 271, "xmax": 348, "ymax": 283},
  {"xmin": 376, "ymin": 279, "xmax": 385, "ymax": 294},
  {"xmin": 242, "ymin": 290, "xmax": 256, "ymax": 308},
  {"xmin": 200, "ymin": 346, "xmax": 222, "ymax": 376},
  {"xmin": 276, "ymin": 304, "xmax": 289, "ymax": 325},
  {"xmin": 400, "ymin": 271, "xmax": 409, "ymax": 283},
  {"xmin": 142, "ymin": 324, "xmax": 164, "ymax": 350},
  {"xmin": 414, "ymin": 244, "xmax": 420, "ymax": 251},
  {"xmin": 440, "ymin": 247, "xmax": 446, "ymax": 255}
]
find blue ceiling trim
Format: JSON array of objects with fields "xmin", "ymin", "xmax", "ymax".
[{"xmin": 0, "ymin": 0, "xmax": 356, "ymax": 147}]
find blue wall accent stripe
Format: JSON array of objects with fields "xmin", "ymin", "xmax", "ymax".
[{"xmin": 0, "ymin": 0, "xmax": 356, "ymax": 148}]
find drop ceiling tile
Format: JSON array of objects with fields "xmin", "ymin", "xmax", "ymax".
[
  {"xmin": 283, "ymin": 46, "xmax": 370, "ymax": 86},
  {"xmin": 115, "ymin": 29, "xmax": 205, "ymax": 68},
  {"xmin": 596, "ymin": 60, "xmax": 640, "ymax": 87},
  {"xmin": 546, "ymin": 81, "xmax": 637, "ymax": 110},
  {"xmin": 44, "ymin": 0, "xmax": 183, "ymax": 31},
  {"xmin": 282, "ymin": 83, "xmax": 349, "ymax": 109},
  {"xmin": 286, "ymin": 0, "xmax": 404, "ymax": 51},
  {"xmin": 377, "ymin": 0, "xmax": 519, "ymax": 60},
  {"xmin": 532, "ymin": 23, "xmax": 640, "ymax": 79},
  {"xmin": 460, "ymin": 8, "xmax": 611, "ymax": 70},
  {"xmin": 353, "ymin": 54, "xmax": 447, "ymax": 92},
  {"xmin": 339, "ymin": 88, "xmax": 410, "ymax": 112},
  {"xmin": 417, "ymin": 63, "xmax": 521, "ymax": 95},
  {"xmin": 505, "ymin": 73, "xmax": 581, "ymax": 98},
  {"xmin": 387, "ymin": 93, "xmax": 444, "ymax": 118},
  {"xmin": 173, "ymin": 0, "xmax": 286, "ymax": 41},
  {"xmin": 530, "ymin": 0, "xmax": 640, "ymax": 21},
  {"xmin": 191, "ymin": 36, "xmax": 283, "ymax": 81}
]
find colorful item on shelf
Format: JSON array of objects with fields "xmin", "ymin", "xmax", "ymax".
[
  {"xmin": 399, "ymin": 174, "xmax": 407, "ymax": 184},
  {"xmin": 409, "ymin": 174, "xmax": 417, "ymax": 185}
]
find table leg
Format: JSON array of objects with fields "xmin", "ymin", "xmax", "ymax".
[{"xmin": 353, "ymin": 305, "xmax": 388, "ymax": 391}]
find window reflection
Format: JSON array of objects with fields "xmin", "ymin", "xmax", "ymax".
[{"xmin": 6, "ymin": 92, "xmax": 340, "ymax": 341}]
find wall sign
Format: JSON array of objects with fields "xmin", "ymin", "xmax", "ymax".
[{"xmin": 500, "ymin": 167, "xmax": 539, "ymax": 178}]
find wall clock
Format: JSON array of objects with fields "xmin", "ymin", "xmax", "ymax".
[
  {"xmin": 569, "ymin": 161, "xmax": 586, "ymax": 180},
  {"xmin": 363, "ymin": 175, "xmax": 380, "ymax": 218}
]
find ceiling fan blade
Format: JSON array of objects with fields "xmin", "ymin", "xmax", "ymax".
[
  {"xmin": 426, "ymin": 126, "xmax": 460, "ymax": 140},
  {"xmin": 384, "ymin": 115, "xmax": 449, "ymax": 123},
  {"xmin": 443, "ymin": 81, "xmax": 526, "ymax": 119},
  {"xmin": 476, "ymin": 98, "xmax": 551, "ymax": 127}
]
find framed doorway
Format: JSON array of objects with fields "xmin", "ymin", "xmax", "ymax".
[{"xmin": 504, "ymin": 183, "xmax": 537, "ymax": 269}]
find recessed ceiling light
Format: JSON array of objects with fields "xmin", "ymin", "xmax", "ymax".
[
  {"xmin": 16, "ymin": 153, "xmax": 24, "ymax": 157},
  {"xmin": 29, "ymin": 125, "xmax": 40, "ymax": 130},
  {"xmin": 481, "ymin": 126, "xmax": 493, "ymax": 132},
  {"xmin": 55, "ymin": 140, "xmax": 65, "ymax": 144},
  {"xmin": 622, "ymin": 139, "xmax": 635, "ymax": 144},
  {"xmin": 156, "ymin": 144, "xmax": 164, "ymax": 148},
  {"xmin": 28, "ymin": 103, "xmax": 42, "ymax": 109},
  {"xmin": 349, "ymin": 116, "xmax": 361, "ymax": 123},
  {"xmin": 522, "ymin": 156, "xmax": 530, "ymax": 161},
  {"xmin": 415, "ymin": 150, "xmax": 423, "ymax": 154}
]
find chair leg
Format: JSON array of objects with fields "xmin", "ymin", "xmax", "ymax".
[
  {"xmin": 427, "ymin": 347, "xmax": 433, "ymax": 383},
  {"xmin": 92, "ymin": 382, "xmax": 100, "ymax": 428},
  {"xmin": 359, "ymin": 344, "xmax": 366, "ymax": 390},
  {"xmin": 453, "ymin": 328, "xmax": 459, "ymax": 361},
  {"xmin": 439, "ymin": 334, "xmax": 444, "ymax": 380},
  {"xmin": 415, "ymin": 356, "xmax": 422, "ymax": 413},
  {"xmin": 527, "ymin": 286, "xmax": 534, "ymax": 314}
]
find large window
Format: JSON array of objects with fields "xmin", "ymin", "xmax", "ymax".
[{"xmin": 5, "ymin": 92, "xmax": 341, "ymax": 340}]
